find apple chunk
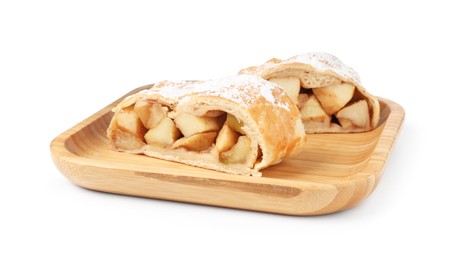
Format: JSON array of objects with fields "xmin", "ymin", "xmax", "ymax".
[
  {"xmin": 220, "ymin": 136, "xmax": 251, "ymax": 164},
  {"xmin": 225, "ymin": 114, "xmax": 245, "ymax": 134},
  {"xmin": 268, "ymin": 77, "xmax": 301, "ymax": 103},
  {"xmin": 174, "ymin": 113, "xmax": 223, "ymax": 137},
  {"xmin": 112, "ymin": 130, "xmax": 145, "ymax": 151},
  {"xmin": 116, "ymin": 107, "xmax": 147, "ymax": 139},
  {"xmin": 203, "ymin": 110, "xmax": 225, "ymax": 117},
  {"xmin": 297, "ymin": 93, "xmax": 309, "ymax": 109},
  {"xmin": 215, "ymin": 124, "xmax": 240, "ymax": 153},
  {"xmin": 134, "ymin": 100, "xmax": 168, "ymax": 129},
  {"xmin": 144, "ymin": 117, "xmax": 181, "ymax": 146},
  {"xmin": 172, "ymin": 132, "xmax": 217, "ymax": 151},
  {"xmin": 312, "ymin": 83, "xmax": 355, "ymax": 115},
  {"xmin": 335, "ymin": 100, "xmax": 370, "ymax": 129},
  {"xmin": 300, "ymin": 95, "xmax": 330, "ymax": 126}
]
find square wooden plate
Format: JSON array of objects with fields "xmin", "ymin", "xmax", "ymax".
[{"xmin": 51, "ymin": 85, "xmax": 404, "ymax": 215}]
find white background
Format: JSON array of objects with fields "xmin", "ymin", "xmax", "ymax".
[{"xmin": 1, "ymin": 0, "xmax": 452, "ymax": 259}]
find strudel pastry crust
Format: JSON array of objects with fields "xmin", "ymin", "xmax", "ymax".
[
  {"xmin": 239, "ymin": 52, "xmax": 380, "ymax": 133},
  {"xmin": 107, "ymin": 75, "xmax": 305, "ymax": 176}
]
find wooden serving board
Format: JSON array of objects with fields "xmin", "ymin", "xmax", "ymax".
[{"xmin": 51, "ymin": 86, "xmax": 404, "ymax": 215}]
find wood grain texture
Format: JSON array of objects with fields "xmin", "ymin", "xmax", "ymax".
[{"xmin": 50, "ymin": 86, "xmax": 404, "ymax": 215}]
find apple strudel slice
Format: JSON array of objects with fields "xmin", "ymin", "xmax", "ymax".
[
  {"xmin": 107, "ymin": 75, "xmax": 306, "ymax": 176},
  {"xmin": 239, "ymin": 52, "xmax": 380, "ymax": 133}
]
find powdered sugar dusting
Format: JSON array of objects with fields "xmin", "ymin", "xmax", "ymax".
[
  {"xmin": 138, "ymin": 75, "xmax": 291, "ymax": 111},
  {"xmin": 136, "ymin": 80, "xmax": 193, "ymax": 100},
  {"xmin": 286, "ymin": 52, "xmax": 361, "ymax": 84}
]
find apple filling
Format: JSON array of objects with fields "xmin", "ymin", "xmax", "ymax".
[
  {"xmin": 268, "ymin": 77, "xmax": 370, "ymax": 131},
  {"xmin": 112, "ymin": 100, "xmax": 261, "ymax": 166}
]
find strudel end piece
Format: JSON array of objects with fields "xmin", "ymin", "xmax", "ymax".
[{"xmin": 239, "ymin": 52, "xmax": 380, "ymax": 133}]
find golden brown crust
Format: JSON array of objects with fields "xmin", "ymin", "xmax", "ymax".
[
  {"xmin": 107, "ymin": 75, "xmax": 306, "ymax": 176},
  {"xmin": 239, "ymin": 52, "xmax": 380, "ymax": 133}
]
